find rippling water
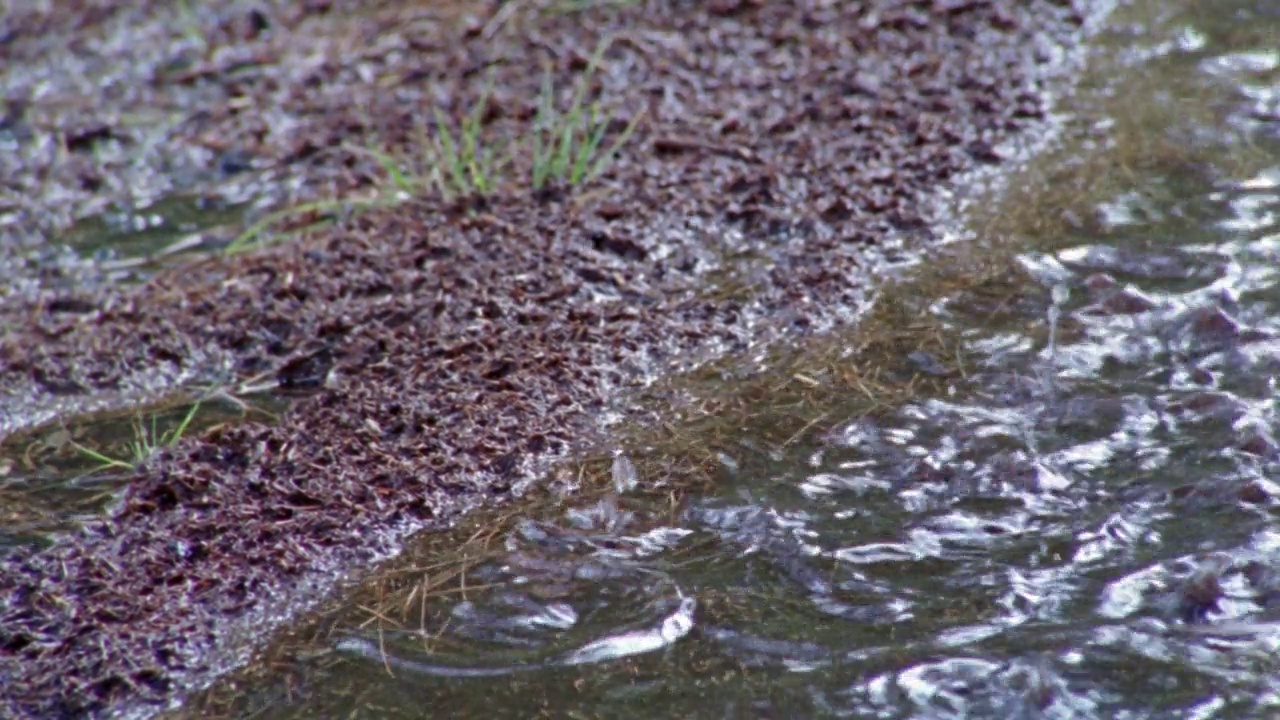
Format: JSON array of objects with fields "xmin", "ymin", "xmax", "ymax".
[{"xmin": 186, "ymin": 1, "xmax": 1280, "ymax": 717}]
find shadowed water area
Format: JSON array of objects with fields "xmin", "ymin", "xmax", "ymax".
[{"xmin": 178, "ymin": 0, "xmax": 1280, "ymax": 717}]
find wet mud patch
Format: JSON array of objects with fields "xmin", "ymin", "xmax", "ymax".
[{"xmin": 0, "ymin": 0, "xmax": 1102, "ymax": 717}]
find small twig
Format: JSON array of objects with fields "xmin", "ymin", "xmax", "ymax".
[
  {"xmin": 781, "ymin": 411, "xmax": 830, "ymax": 450},
  {"xmin": 652, "ymin": 136, "xmax": 760, "ymax": 164}
]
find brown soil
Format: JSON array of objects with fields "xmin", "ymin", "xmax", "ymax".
[{"xmin": 0, "ymin": 0, "xmax": 1093, "ymax": 716}]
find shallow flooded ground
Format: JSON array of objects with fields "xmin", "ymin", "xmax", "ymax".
[
  {"xmin": 5, "ymin": 1, "xmax": 1104, "ymax": 714},
  {"xmin": 178, "ymin": 0, "xmax": 1280, "ymax": 717},
  {"xmin": 0, "ymin": 389, "xmax": 284, "ymax": 552}
]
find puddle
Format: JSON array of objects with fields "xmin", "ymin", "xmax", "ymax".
[
  {"xmin": 0, "ymin": 389, "xmax": 285, "ymax": 552},
  {"xmin": 175, "ymin": 0, "xmax": 1280, "ymax": 717},
  {"xmin": 0, "ymin": 195, "xmax": 254, "ymax": 306},
  {"xmin": 59, "ymin": 195, "xmax": 249, "ymax": 275}
]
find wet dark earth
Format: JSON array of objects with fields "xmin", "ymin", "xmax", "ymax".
[
  {"xmin": 3, "ymin": 0, "xmax": 1276, "ymax": 717},
  {"xmin": 179, "ymin": 0, "xmax": 1280, "ymax": 717}
]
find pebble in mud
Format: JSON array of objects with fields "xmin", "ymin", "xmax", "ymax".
[{"xmin": 0, "ymin": 0, "xmax": 1097, "ymax": 716}]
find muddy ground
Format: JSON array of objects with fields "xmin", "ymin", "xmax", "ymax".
[{"xmin": 0, "ymin": 0, "xmax": 1094, "ymax": 716}]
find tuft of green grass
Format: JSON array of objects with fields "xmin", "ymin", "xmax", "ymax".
[
  {"xmin": 72, "ymin": 397, "xmax": 205, "ymax": 471},
  {"xmin": 356, "ymin": 78, "xmax": 513, "ymax": 202},
  {"xmin": 370, "ymin": 36, "xmax": 641, "ymax": 200},
  {"xmin": 529, "ymin": 38, "xmax": 643, "ymax": 192},
  {"xmin": 224, "ymin": 37, "xmax": 642, "ymax": 254},
  {"xmin": 431, "ymin": 80, "xmax": 511, "ymax": 199}
]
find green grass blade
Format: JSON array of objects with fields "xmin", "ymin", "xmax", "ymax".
[
  {"xmin": 465, "ymin": 82, "xmax": 494, "ymax": 193},
  {"xmin": 433, "ymin": 109, "xmax": 467, "ymax": 197},
  {"xmin": 536, "ymin": 35, "xmax": 618, "ymax": 188},
  {"xmin": 531, "ymin": 70, "xmax": 556, "ymax": 190},
  {"xmin": 462, "ymin": 118, "xmax": 482, "ymax": 192},
  {"xmin": 165, "ymin": 398, "xmax": 203, "ymax": 447},
  {"xmin": 586, "ymin": 109, "xmax": 642, "ymax": 185},
  {"xmin": 348, "ymin": 144, "xmax": 416, "ymax": 194},
  {"xmin": 571, "ymin": 105, "xmax": 608, "ymax": 185},
  {"xmin": 227, "ymin": 199, "xmax": 361, "ymax": 255},
  {"xmin": 553, "ymin": 116, "xmax": 576, "ymax": 183},
  {"xmin": 70, "ymin": 440, "xmax": 135, "ymax": 471}
]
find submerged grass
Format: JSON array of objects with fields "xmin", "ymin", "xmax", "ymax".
[
  {"xmin": 1, "ymin": 389, "xmax": 286, "ymax": 549},
  {"xmin": 71, "ymin": 396, "xmax": 206, "ymax": 471},
  {"xmin": 224, "ymin": 194, "xmax": 399, "ymax": 255}
]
